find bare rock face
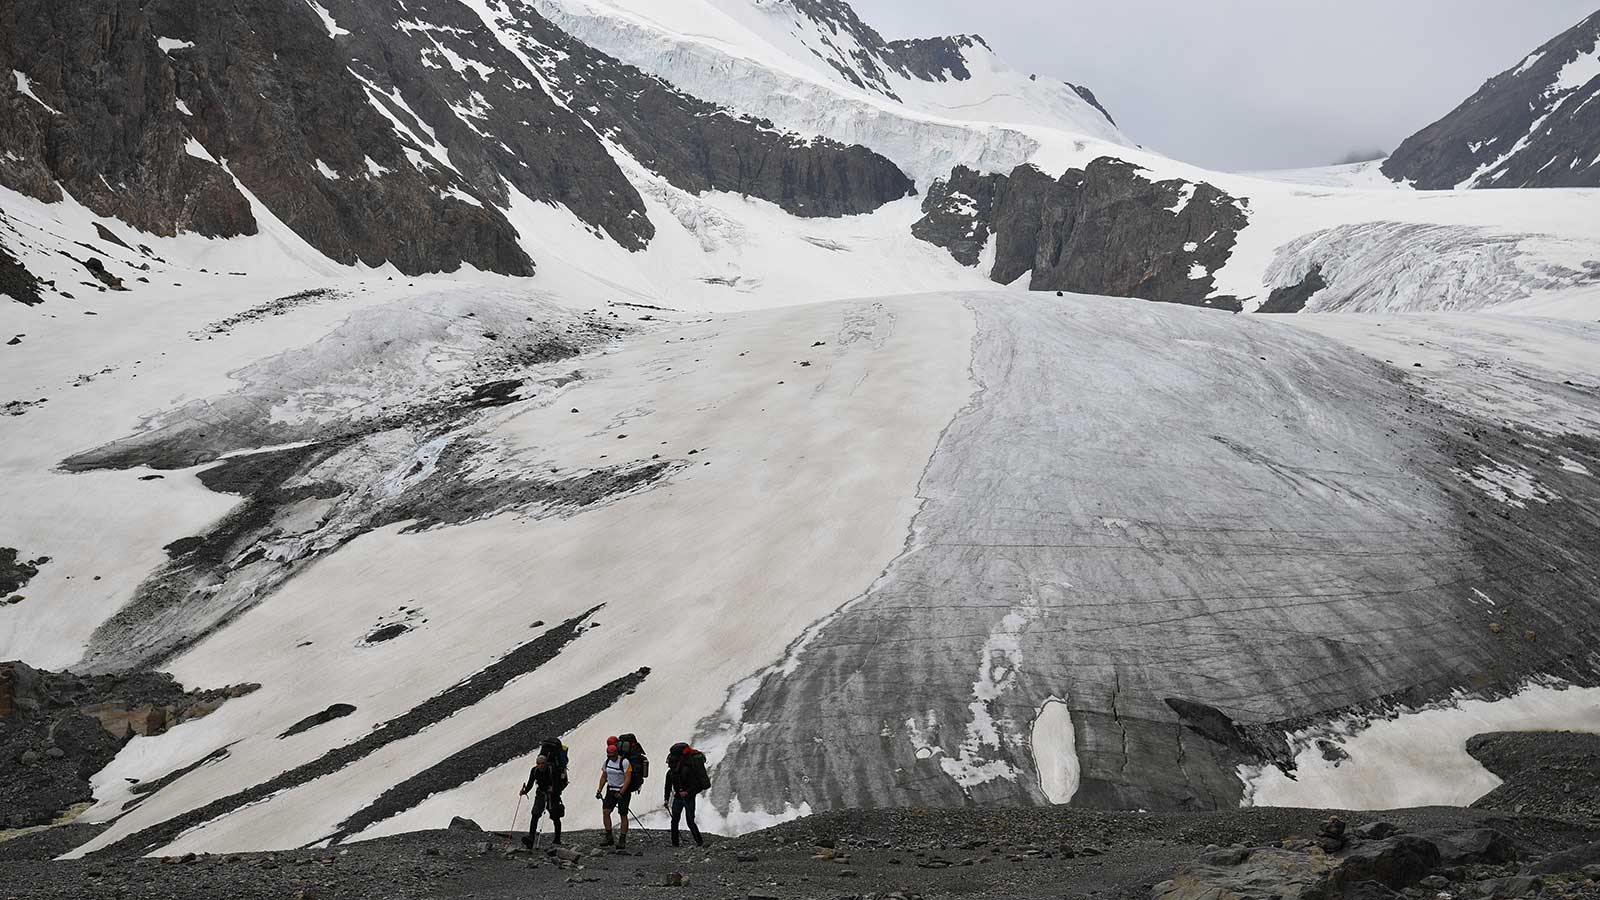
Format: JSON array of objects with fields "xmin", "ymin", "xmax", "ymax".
[
  {"xmin": 1, "ymin": 0, "xmax": 915, "ymax": 273},
  {"xmin": 0, "ymin": 238, "xmax": 44, "ymax": 306},
  {"xmin": 913, "ymin": 159, "xmax": 1248, "ymax": 309},
  {"xmin": 1383, "ymin": 10, "xmax": 1600, "ymax": 189},
  {"xmin": 0, "ymin": 661, "xmax": 255, "ymax": 829},
  {"xmin": 0, "ymin": 0, "xmax": 255, "ymax": 238}
]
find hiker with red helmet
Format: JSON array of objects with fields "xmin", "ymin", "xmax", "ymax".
[
  {"xmin": 594, "ymin": 735, "xmax": 633, "ymax": 848},
  {"xmin": 663, "ymin": 742, "xmax": 711, "ymax": 847}
]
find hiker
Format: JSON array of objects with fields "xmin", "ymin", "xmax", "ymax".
[
  {"xmin": 519, "ymin": 738, "xmax": 568, "ymax": 847},
  {"xmin": 662, "ymin": 742, "xmax": 710, "ymax": 847},
  {"xmin": 594, "ymin": 735, "xmax": 633, "ymax": 847}
]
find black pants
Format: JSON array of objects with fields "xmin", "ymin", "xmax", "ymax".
[
  {"xmin": 670, "ymin": 792, "xmax": 701, "ymax": 846},
  {"xmin": 529, "ymin": 789, "xmax": 563, "ymax": 842}
]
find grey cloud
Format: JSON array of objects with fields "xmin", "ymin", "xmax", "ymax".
[{"xmin": 851, "ymin": 0, "xmax": 1598, "ymax": 170}]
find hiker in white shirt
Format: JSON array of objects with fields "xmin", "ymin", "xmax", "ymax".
[{"xmin": 593, "ymin": 735, "xmax": 633, "ymax": 848}]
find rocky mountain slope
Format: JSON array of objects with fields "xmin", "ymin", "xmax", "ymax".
[
  {"xmin": 0, "ymin": 0, "xmax": 912, "ymax": 277},
  {"xmin": 1384, "ymin": 9, "xmax": 1600, "ymax": 189}
]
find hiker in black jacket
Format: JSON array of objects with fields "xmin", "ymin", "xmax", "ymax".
[
  {"xmin": 519, "ymin": 754, "xmax": 565, "ymax": 847},
  {"xmin": 662, "ymin": 742, "xmax": 707, "ymax": 847}
]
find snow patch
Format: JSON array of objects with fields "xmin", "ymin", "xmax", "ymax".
[
  {"xmin": 443, "ymin": 186, "xmax": 483, "ymax": 208},
  {"xmin": 184, "ymin": 137, "xmax": 217, "ymax": 163},
  {"xmin": 1454, "ymin": 457, "xmax": 1559, "ymax": 508},
  {"xmin": 1558, "ymin": 456, "xmax": 1592, "ymax": 475},
  {"xmin": 1550, "ymin": 48, "xmax": 1600, "ymax": 94},
  {"xmin": 304, "ymin": 0, "xmax": 350, "ymax": 38},
  {"xmin": 938, "ymin": 600, "xmax": 1044, "ymax": 791},
  {"xmin": 314, "ymin": 159, "xmax": 339, "ymax": 180},
  {"xmin": 12, "ymin": 70, "xmax": 59, "ymax": 114},
  {"xmin": 977, "ymin": 232, "xmax": 998, "ymax": 279},
  {"xmin": 1167, "ymin": 183, "xmax": 1195, "ymax": 215},
  {"xmin": 1187, "ymin": 263, "xmax": 1208, "ymax": 281},
  {"xmin": 364, "ymin": 156, "xmax": 391, "ymax": 178},
  {"xmin": 157, "ymin": 37, "xmax": 195, "ymax": 53},
  {"xmin": 1513, "ymin": 50, "xmax": 1545, "ymax": 76},
  {"xmin": 1240, "ymin": 682, "xmax": 1600, "ymax": 810},
  {"xmin": 1030, "ymin": 698, "xmax": 1079, "ymax": 804},
  {"xmin": 175, "ymin": 98, "xmax": 193, "ymax": 116}
]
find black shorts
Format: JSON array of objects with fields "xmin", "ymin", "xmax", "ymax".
[{"xmin": 602, "ymin": 789, "xmax": 630, "ymax": 814}]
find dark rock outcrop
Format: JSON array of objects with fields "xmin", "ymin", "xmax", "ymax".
[
  {"xmin": 1384, "ymin": 10, "xmax": 1600, "ymax": 188},
  {"xmin": 279, "ymin": 703, "xmax": 357, "ymax": 739},
  {"xmin": 0, "ymin": 661, "xmax": 254, "ymax": 828},
  {"xmin": 914, "ymin": 158, "xmax": 1249, "ymax": 309},
  {"xmin": 0, "ymin": 0, "xmax": 254, "ymax": 237},
  {"xmin": 0, "ymin": 548, "xmax": 44, "ymax": 596},
  {"xmin": 1258, "ymin": 264, "xmax": 1326, "ymax": 313},
  {"xmin": 0, "ymin": 238, "xmax": 44, "ymax": 306}
]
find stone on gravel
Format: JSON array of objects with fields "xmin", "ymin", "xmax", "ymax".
[
  {"xmin": 1199, "ymin": 845, "xmax": 1250, "ymax": 866},
  {"xmin": 447, "ymin": 816, "xmax": 482, "ymax": 832},
  {"xmin": 1475, "ymin": 874, "xmax": 1543, "ymax": 898}
]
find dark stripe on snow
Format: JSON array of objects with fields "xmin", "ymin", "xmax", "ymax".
[
  {"xmin": 93, "ymin": 608, "xmax": 600, "ymax": 857},
  {"xmin": 322, "ymin": 667, "xmax": 651, "ymax": 845}
]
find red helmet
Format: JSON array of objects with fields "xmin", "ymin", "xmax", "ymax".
[{"xmin": 606, "ymin": 735, "xmax": 619, "ymax": 746}]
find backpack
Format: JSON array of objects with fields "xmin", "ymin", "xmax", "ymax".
[
  {"xmin": 679, "ymin": 746, "xmax": 711, "ymax": 794},
  {"xmin": 539, "ymin": 737, "xmax": 569, "ymax": 787},
  {"xmin": 616, "ymin": 732, "xmax": 648, "ymax": 793}
]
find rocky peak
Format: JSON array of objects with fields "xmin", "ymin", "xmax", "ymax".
[{"xmin": 1384, "ymin": 9, "xmax": 1600, "ymax": 189}]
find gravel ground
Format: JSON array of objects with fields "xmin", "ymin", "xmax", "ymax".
[{"xmin": 3, "ymin": 804, "xmax": 1599, "ymax": 900}]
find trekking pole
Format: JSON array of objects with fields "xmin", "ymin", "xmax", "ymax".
[
  {"xmin": 628, "ymin": 807, "xmax": 653, "ymax": 843},
  {"xmin": 508, "ymin": 794, "xmax": 524, "ymax": 848}
]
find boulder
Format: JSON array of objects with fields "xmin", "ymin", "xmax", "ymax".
[
  {"xmin": 1330, "ymin": 835, "xmax": 1442, "ymax": 891},
  {"xmin": 1354, "ymin": 822, "xmax": 1399, "ymax": 841},
  {"xmin": 447, "ymin": 817, "xmax": 482, "ymax": 832},
  {"xmin": 1421, "ymin": 829, "xmax": 1517, "ymax": 866},
  {"xmin": 1530, "ymin": 840, "xmax": 1600, "ymax": 875},
  {"xmin": 1152, "ymin": 847, "xmax": 1335, "ymax": 900}
]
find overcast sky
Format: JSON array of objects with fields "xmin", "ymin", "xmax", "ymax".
[{"xmin": 851, "ymin": 0, "xmax": 1597, "ymax": 171}]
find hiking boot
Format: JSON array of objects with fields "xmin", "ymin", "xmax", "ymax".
[
  {"xmin": 694, "ymin": 836, "xmax": 704, "ymax": 847},
  {"xmin": 521, "ymin": 836, "xmax": 535, "ymax": 849},
  {"xmin": 616, "ymin": 835, "xmax": 627, "ymax": 850},
  {"xmin": 671, "ymin": 837, "xmax": 681, "ymax": 847},
  {"xmin": 601, "ymin": 834, "xmax": 614, "ymax": 847}
]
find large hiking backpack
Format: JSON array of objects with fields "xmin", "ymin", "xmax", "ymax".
[
  {"xmin": 616, "ymin": 732, "xmax": 648, "ymax": 793},
  {"xmin": 539, "ymin": 737, "xmax": 570, "ymax": 788},
  {"xmin": 667, "ymin": 742, "xmax": 711, "ymax": 794},
  {"xmin": 680, "ymin": 746, "xmax": 711, "ymax": 794}
]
